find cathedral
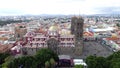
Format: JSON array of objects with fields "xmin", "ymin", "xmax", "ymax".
[{"xmin": 21, "ymin": 16, "xmax": 84, "ymax": 57}]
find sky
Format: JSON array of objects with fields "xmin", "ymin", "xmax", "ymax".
[{"xmin": 0, "ymin": 0, "xmax": 120, "ymax": 16}]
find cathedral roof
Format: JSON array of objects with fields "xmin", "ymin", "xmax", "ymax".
[
  {"xmin": 59, "ymin": 29, "xmax": 71, "ymax": 35},
  {"xmin": 49, "ymin": 24, "xmax": 59, "ymax": 31}
]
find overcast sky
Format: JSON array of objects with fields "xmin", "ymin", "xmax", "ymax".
[{"xmin": 0, "ymin": 0, "xmax": 120, "ymax": 16}]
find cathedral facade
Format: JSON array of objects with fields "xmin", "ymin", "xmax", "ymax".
[{"xmin": 22, "ymin": 16, "xmax": 84, "ymax": 57}]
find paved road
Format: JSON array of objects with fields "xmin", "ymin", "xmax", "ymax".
[{"xmin": 74, "ymin": 41, "xmax": 113, "ymax": 59}]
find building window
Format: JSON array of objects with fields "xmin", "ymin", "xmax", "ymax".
[
  {"xmin": 43, "ymin": 38, "xmax": 45, "ymax": 41},
  {"xmin": 61, "ymin": 43, "xmax": 64, "ymax": 46},
  {"xmin": 39, "ymin": 38, "xmax": 41, "ymax": 41},
  {"xmin": 67, "ymin": 43, "xmax": 72, "ymax": 45},
  {"xmin": 67, "ymin": 38, "xmax": 70, "ymax": 41},
  {"xmin": 30, "ymin": 43, "xmax": 32, "ymax": 46},
  {"xmin": 61, "ymin": 38, "xmax": 64, "ymax": 41},
  {"xmin": 42, "ymin": 38, "xmax": 45, "ymax": 41},
  {"xmin": 71, "ymin": 38, "xmax": 74, "ymax": 41},
  {"xmin": 77, "ymin": 23, "xmax": 80, "ymax": 25},
  {"xmin": 33, "ymin": 38, "xmax": 35, "ymax": 41}
]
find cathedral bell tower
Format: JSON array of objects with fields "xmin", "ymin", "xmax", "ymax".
[{"xmin": 71, "ymin": 16, "xmax": 84, "ymax": 55}]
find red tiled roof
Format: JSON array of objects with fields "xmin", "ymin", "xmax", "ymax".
[{"xmin": 0, "ymin": 44, "xmax": 14, "ymax": 53}]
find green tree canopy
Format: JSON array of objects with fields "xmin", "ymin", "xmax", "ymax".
[
  {"xmin": 0, "ymin": 53, "xmax": 10, "ymax": 65},
  {"xmin": 75, "ymin": 65, "xmax": 84, "ymax": 68},
  {"xmin": 35, "ymin": 48, "xmax": 59, "ymax": 66},
  {"xmin": 86, "ymin": 51, "xmax": 120, "ymax": 68},
  {"xmin": 8, "ymin": 48, "xmax": 58, "ymax": 68},
  {"xmin": 8, "ymin": 56, "xmax": 35, "ymax": 68},
  {"xmin": 116, "ymin": 23, "xmax": 120, "ymax": 27}
]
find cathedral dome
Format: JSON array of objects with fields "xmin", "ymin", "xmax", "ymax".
[
  {"xmin": 49, "ymin": 24, "xmax": 59, "ymax": 31},
  {"xmin": 60, "ymin": 29, "xmax": 71, "ymax": 35}
]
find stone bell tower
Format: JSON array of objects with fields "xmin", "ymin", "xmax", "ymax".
[{"xmin": 71, "ymin": 16, "xmax": 84, "ymax": 55}]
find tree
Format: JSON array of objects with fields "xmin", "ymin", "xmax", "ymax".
[
  {"xmin": 86, "ymin": 51, "xmax": 120, "ymax": 68},
  {"xmin": 0, "ymin": 53, "xmax": 10, "ymax": 65},
  {"xmin": 107, "ymin": 51, "xmax": 120, "ymax": 60},
  {"xmin": 75, "ymin": 65, "xmax": 84, "ymax": 68},
  {"xmin": 107, "ymin": 51, "xmax": 120, "ymax": 68},
  {"xmin": 109, "ymin": 58, "xmax": 120, "ymax": 68},
  {"xmin": 45, "ymin": 61, "xmax": 50, "ymax": 68},
  {"xmin": 1, "ymin": 56, "xmax": 14, "ymax": 68},
  {"xmin": 7, "ymin": 48, "xmax": 59, "ymax": 68},
  {"xmin": 0, "ymin": 20, "xmax": 22, "ymax": 26},
  {"xmin": 96, "ymin": 57, "xmax": 107, "ymax": 68},
  {"xmin": 8, "ymin": 56, "xmax": 35, "ymax": 68},
  {"xmin": 50, "ymin": 58, "xmax": 56, "ymax": 68},
  {"xmin": 35, "ymin": 48, "xmax": 59, "ymax": 67},
  {"xmin": 86, "ymin": 56, "xmax": 107, "ymax": 68},
  {"xmin": 86, "ymin": 55, "xmax": 98, "ymax": 68},
  {"xmin": 116, "ymin": 23, "xmax": 120, "ymax": 27}
]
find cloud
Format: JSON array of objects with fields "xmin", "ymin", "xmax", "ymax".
[
  {"xmin": 0, "ymin": 0, "xmax": 120, "ymax": 15},
  {"xmin": 95, "ymin": 7, "xmax": 120, "ymax": 14},
  {"xmin": 0, "ymin": 9, "xmax": 26, "ymax": 16}
]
